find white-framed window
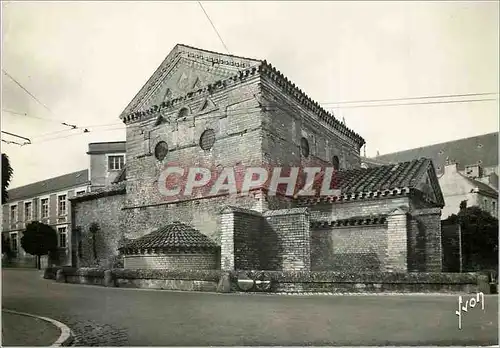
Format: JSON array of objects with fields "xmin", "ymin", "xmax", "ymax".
[
  {"xmin": 57, "ymin": 226, "xmax": 67, "ymax": 248},
  {"xmin": 492, "ymin": 201, "xmax": 497, "ymax": 216},
  {"xmin": 10, "ymin": 204, "xmax": 17, "ymax": 228},
  {"xmin": 10, "ymin": 232, "xmax": 18, "ymax": 252},
  {"xmin": 24, "ymin": 202, "xmax": 32, "ymax": 222},
  {"xmin": 108, "ymin": 155, "xmax": 125, "ymax": 171},
  {"xmin": 57, "ymin": 194, "xmax": 67, "ymax": 216},
  {"xmin": 40, "ymin": 198, "xmax": 49, "ymax": 219}
]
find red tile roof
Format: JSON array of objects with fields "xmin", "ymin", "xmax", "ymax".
[{"xmin": 119, "ymin": 222, "xmax": 217, "ymax": 254}]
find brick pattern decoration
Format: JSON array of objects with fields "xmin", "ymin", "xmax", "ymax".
[
  {"xmin": 261, "ymin": 208, "xmax": 311, "ymax": 271},
  {"xmin": 408, "ymin": 208, "xmax": 443, "ymax": 272},
  {"xmin": 386, "ymin": 209, "xmax": 408, "ymax": 272},
  {"xmin": 311, "ymin": 225, "xmax": 388, "ymax": 272},
  {"xmin": 233, "ymin": 210, "xmax": 263, "ymax": 270},
  {"xmin": 123, "ymin": 253, "xmax": 217, "ymax": 270},
  {"xmin": 72, "ymin": 194, "xmax": 126, "ymax": 268},
  {"xmin": 123, "ymin": 194, "xmax": 263, "ymax": 247}
]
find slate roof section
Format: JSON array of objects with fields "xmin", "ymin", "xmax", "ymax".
[
  {"xmin": 119, "ymin": 221, "xmax": 218, "ymax": 254},
  {"xmin": 297, "ymin": 158, "xmax": 444, "ymax": 206},
  {"xmin": 460, "ymin": 173, "xmax": 498, "ymax": 197},
  {"xmin": 7, "ymin": 170, "xmax": 89, "ymax": 202},
  {"xmin": 373, "ymin": 132, "xmax": 498, "ymax": 174},
  {"xmin": 87, "ymin": 141, "xmax": 126, "ymax": 155}
]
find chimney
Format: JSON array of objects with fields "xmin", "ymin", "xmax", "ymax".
[
  {"xmin": 444, "ymin": 160, "xmax": 459, "ymax": 174},
  {"xmin": 464, "ymin": 164, "xmax": 483, "ymax": 179}
]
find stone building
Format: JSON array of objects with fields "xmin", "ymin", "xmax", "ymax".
[
  {"xmin": 71, "ymin": 44, "xmax": 445, "ymax": 272},
  {"xmin": 363, "ymin": 133, "xmax": 498, "ymax": 218},
  {"xmin": 2, "ymin": 141, "xmax": 125, "ymax": 267}
]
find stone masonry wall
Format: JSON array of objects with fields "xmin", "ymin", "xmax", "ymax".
[
  {"xmin": 260, "ymin": 79, "xmax": 361, "ymax": 171},
  {"xmin": 72, "ymin": 193, "xmax": 126, "ymax": 268},
  {"xmin": 308, "ymin": 197, "xmax": 411, "ymax": 221},
  {"xmin": 261, "ymin": 208, "xmax": 310, "ymax": 271},
  {"xmin": 125, "ymin": 78, "xmax": 264, "ymax": 208},
  {"xmin": 233, "ymin": 211, "xmax": 263, "ymax": 270},
  {"xmin": 310, "ymin": 225, "xmax": 388, "ymax": 271},
  {"xmin": 411, "ymin": 207, "xmax": 443, "ymax": 272},
  {"xmin": 123, "ymin": 253, "xmax": 217, "ymax": 270},
  {"xmin": 124, "ymin": 193, "xmax": 263, "ymax": 246}
]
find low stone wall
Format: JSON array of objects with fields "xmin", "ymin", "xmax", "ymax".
[
  {"xmin": 44, "ymin": 267, "xmax": 222, "ymax": 292},
  {"xmin": 231, "ymin": 271, "xmax": 491, "ymax": 294},
  {"xmin": 44, "ymin": 267, "xmax": 491, "ymax": 294}
]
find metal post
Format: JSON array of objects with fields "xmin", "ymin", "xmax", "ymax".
[{"xmin": 458, "ymin": 222, "xmax": 463, "ymax": 273}]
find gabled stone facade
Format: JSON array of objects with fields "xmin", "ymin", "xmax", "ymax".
[{"xmin": 71, "ymin": 44, "xmax": 445, "ymax": 273}]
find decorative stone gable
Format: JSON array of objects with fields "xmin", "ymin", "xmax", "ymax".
[{"xmin": 120, "ymin": 44, "xmax": 261, "ymax": 118}]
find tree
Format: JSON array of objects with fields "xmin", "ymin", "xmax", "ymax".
[
  {"xmin": 445, "ymin": 201, "xmax": 499, "ymax": 271},
  {"xmin": 2, "ymin": 153, "xmax": 14, "ymax": 204},
  {"xmin": 2, "ymin": 235, "xmax": 15, "ymax": 263},
  {"xmin": 20, "ymin": 221, "xmax": 58, "ymax": 269}
]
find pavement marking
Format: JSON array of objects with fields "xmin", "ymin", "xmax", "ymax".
[{"xmin": 2, "ymin": 309, "xmax": 73, "ymax": 346}]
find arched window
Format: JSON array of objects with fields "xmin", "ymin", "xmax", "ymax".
[
  {"xmin": 300, "ymin": 137, "xmax": 310, "ymax": 158},
  {"xmin": 332, "ymin": 156, "xmax": 340, "ymax": 170}
]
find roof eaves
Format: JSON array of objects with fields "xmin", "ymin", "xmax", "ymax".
[{"xmin": 259, "ymin": 61, "xmax": 365, "ymax": 148}]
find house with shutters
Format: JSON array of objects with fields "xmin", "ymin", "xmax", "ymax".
[
  {"xmin": 2, "ymin": 141, "xmax": 126, "ymax": 267},
  {"xmin": 69, "ymin": 44, "xmax": 446, "ymax": 273},
  {"xmin": 363, "ymin": 133, "xmax": 498, "ymax": 218}
]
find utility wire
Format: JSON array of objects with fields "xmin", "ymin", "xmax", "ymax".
[
  {"xmin": 325, "ymin": 98, "xmax": 498, "ymax": 109},
  {"xmin": 320, "ymin": 92, "xmax": 499, "ymax": 105},
  {"xmin": 2, "ymin": 70, "xmax": 78, "ymax": 129},
  {"xmin": 198, "ymin": 2, "xmax": 231, "ymax": 54},
  {"xmin": 1, "ymin": 131, "xmax": 31, "ymax": 144},
  {"xmin": 1, "ymin": 139, "xmax": 24, "ymax": 146}
]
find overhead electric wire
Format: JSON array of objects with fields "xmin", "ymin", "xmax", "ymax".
[
  {"xmin": 325, "ymin": 98, "xmax": 498, "ymax": 109},
  {"xmin": 198, "ymin": 2, "xmax": 231, "ymax": 54},
  {"xmin": 2, "ymin": 69, "xmax": 78, "ymax": 129},
  {"xmin": 320, "ymin": 92, "xmax": 499, "ymax": 105}
]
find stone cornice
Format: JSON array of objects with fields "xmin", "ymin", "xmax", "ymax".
[
  {"xmin": 122, "ymin": 67, "xmax": 260, "ymax": 125},
  {"xmin": 296, "ymin": 187, "xmax": 411, "ymax": 206},
  {"xmin": 310, "ymin": 215, "xmax": 388, "ymax": 228},
  {"xmin": 120, "ymin": 44, "xmax": 260, "ymax": 119}
]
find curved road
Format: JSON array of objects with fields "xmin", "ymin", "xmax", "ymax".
[{"xmin": 2, "ymin": 269, "xmax": 498, "ymax": 346}]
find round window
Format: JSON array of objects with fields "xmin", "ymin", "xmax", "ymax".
[
  {"xmin": 200, "ymin": 129, "xmax": 216, "ymax": 150},
  {"xmin": 300, "ymin": 137, "xmax": 310, "ymax": 157},
  {"xmin": 178, "ymin": 107, "xmax": 190, "ymax": 118},
  {"xmin": 154, "ymin": 141, "xmax": 169, "ymax": 161}
]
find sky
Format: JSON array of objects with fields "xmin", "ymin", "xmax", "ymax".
[{"xmin": 1, "ymin": 1, "xmax": 499, "ymax": 188}]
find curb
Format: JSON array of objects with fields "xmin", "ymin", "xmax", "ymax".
[{"xmin": 2, "ymin": 309, "xmax": 73, "ymax": 346}]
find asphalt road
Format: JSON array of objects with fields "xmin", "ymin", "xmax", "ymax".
[{"xmin": 2, "ymin": 269, "xmax": 498, "ymax": 346}]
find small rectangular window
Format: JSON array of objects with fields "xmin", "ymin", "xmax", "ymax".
[
  {"xmin": 58, "ymin": 195, "xmax": 67, "ymax": 216},
  {"xmin": 57, "ymin": 227, "xmax": 67, "ymax": 248},
  {"xmin": 41, "ymin": 199, "xmax": 49, "ymax": 219},
  {"xmin": 108, "ymin": 155, "xmax": 125, "ymax": 171},
  {"xmin": 10, "ymin": 233, "xmax": 18, "ymax": 252},
  {"xmin": 24, "ymin": 202, "xmax": 32, "ymax": 222}
]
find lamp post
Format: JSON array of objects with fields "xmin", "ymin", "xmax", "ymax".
[{"xmin": 458, "ymin": 221, "xmax": 463, "ymax": 273}]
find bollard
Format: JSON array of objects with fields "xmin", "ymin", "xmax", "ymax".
[
  {"xmin": 55, "ymin": 269, "xmax": 65, "ymax": 283},
  {"xmin": 217, "ymin": 272, "xmax": 231, "ymax": 293}
]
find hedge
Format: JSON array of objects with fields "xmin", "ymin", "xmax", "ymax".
[
  {"xmin": 111, "ymin": 269, "xmax": 223, "ymax": 281},
  {"xmin": 230, "ymin": 271, "xmax": 481, "ymax": 284}
]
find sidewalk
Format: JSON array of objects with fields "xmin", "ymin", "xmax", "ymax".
[{"xmin": 2, "ymin": 310, "xmax": 62, "ymax": 346}]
